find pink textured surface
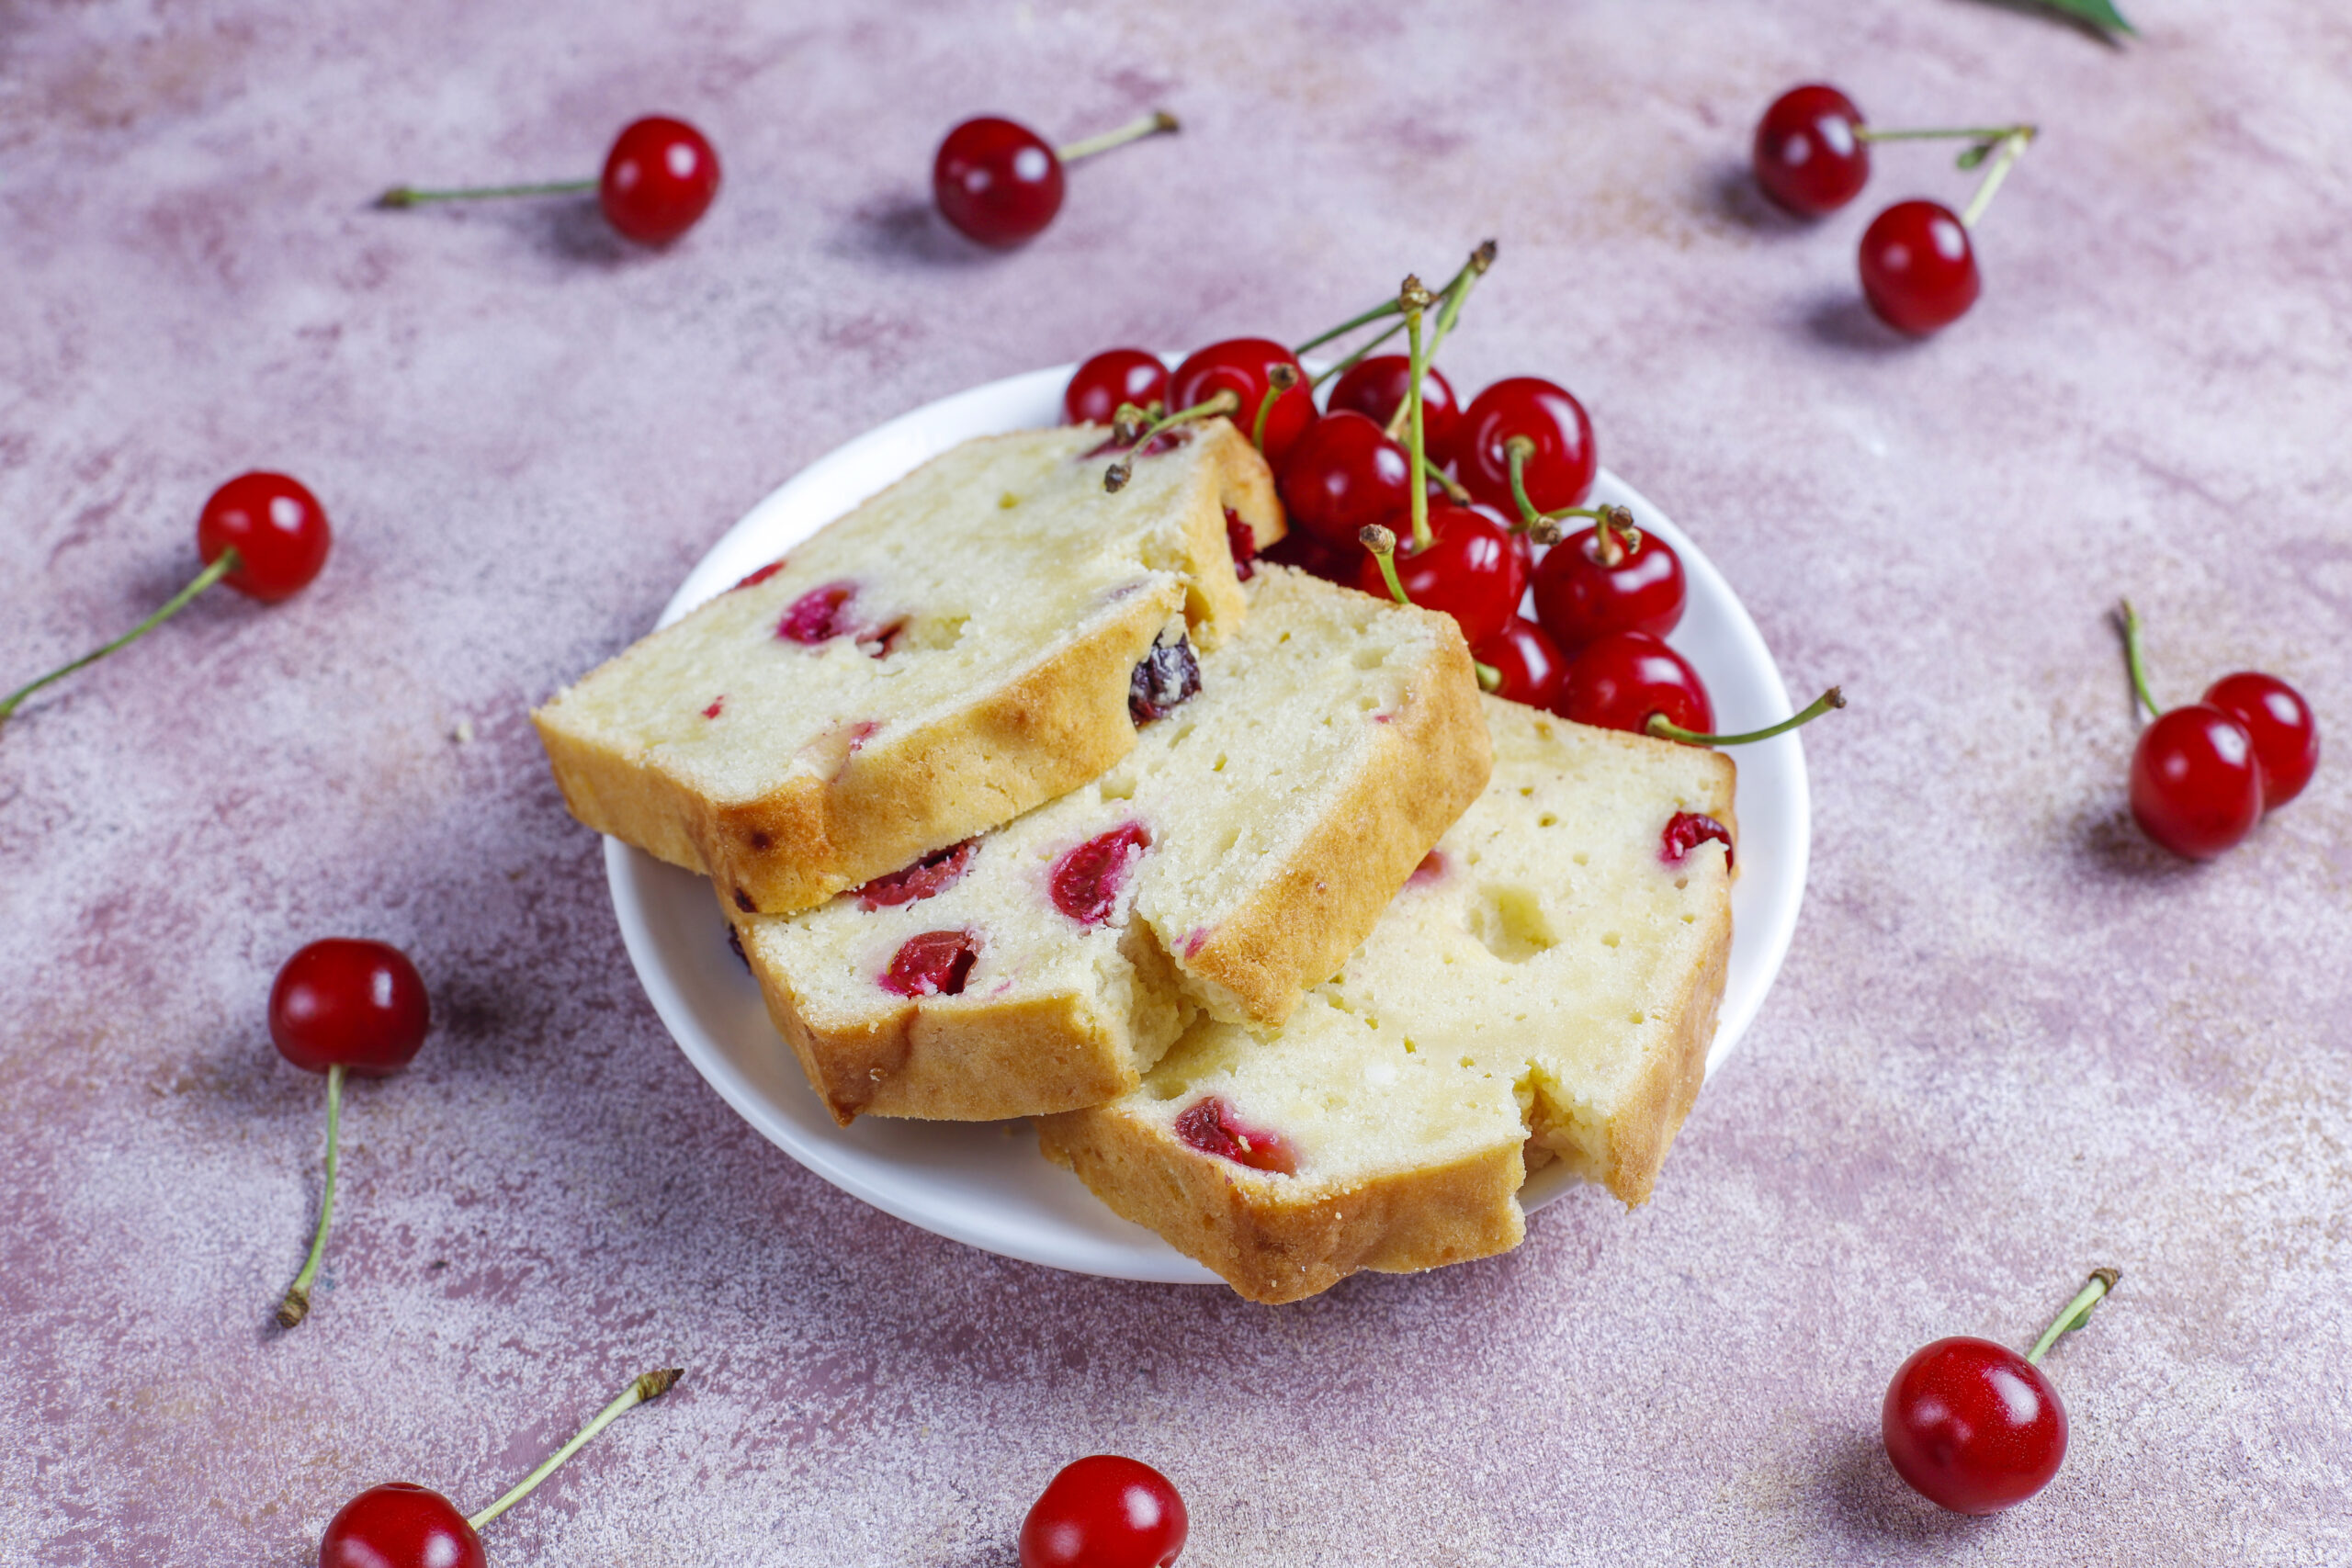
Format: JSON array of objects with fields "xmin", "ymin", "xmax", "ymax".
[{"xmin": 3, "ymin": 2, "xmax": 2346, "ymax": 1563}]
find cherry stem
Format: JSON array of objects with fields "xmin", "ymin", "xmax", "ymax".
[
  {"xmin": 1959, "ymin": 127, "xmax": 2037, "ymax": 230},
  {"xmin": 1648, "ymin": 686, "xmax": 1847, "ymax": 747},
  {"xmin": 1308, "ymin": 316, "xmax": 1408, "ymax": 389},
  {"xmin": 1055, "ymin": 109, "xmax": 1179, "ymax": 165},
  {"xmin": 1504, "ymin": 436, "xmax": 1544, "ymax": 534},
  {"xmin": 1250, "ymin": 365, "xmax": 1299, "ymax": 451},
  {"xmin": 1359, "ymin": 525, "xmax": 1410, "ymax": 607},
  {"xmin": 1401, "ymin": 275, "xmax": 1434, "ymax": 553},
  {"xmin": 2117, "ymin": 598, "xmax": 2163, "ymax": 719},
  {"xmin": 1102, "ymin": 390, "xmax": 1239, "ymax": 491},
  {"xmin": 276, "ymin": 1062, "xmax": 343, "ymax": 1329},
  {"xmin": 1854, "ymin": 121, "xmax": 2035, "ymax": 145},
  {"xmin": 2025, "ymin": 1268, "xmax": 2121, "ymax": 1367},
  {"xmin": 1428, "ymin": 467, "xmax": 1472, "ymax": 505},
  {"xmin": 377, "ymin": 179, "xmax": 596, "ymax": 209},
  {"xmin": 1384, "ymin": 242, "xmax": 1493, "ymax": 442},
  {"xmin": 1292, "ymin": 238, "xmax": 1496, "ymax": 357},
  {"xmin": 466, "ymin": 1368, "xmax": 684, "ymax": 1532},
  {"xmin": 1, "ymin": 548, "xmax": 241, "ymax": 734},
  {"xmin": 1476, "ymin": 660, "xmax": 1502, "ymax": 693}
]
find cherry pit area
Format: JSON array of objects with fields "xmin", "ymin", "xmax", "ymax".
[{"xmin": 605, "ymin": 361, "xmax": 1812, "ymax": 1284}]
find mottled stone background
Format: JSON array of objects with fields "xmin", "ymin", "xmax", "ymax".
[{"xmin": 2, "ymin": 1, "xmax": 2346, "ymax": 1563}]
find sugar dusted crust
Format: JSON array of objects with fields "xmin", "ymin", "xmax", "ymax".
[{"xmin": 534, "ymin": 422, "xmax": 1284, "ymax": 917}]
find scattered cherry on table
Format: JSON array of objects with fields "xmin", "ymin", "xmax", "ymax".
[
  {"xmin": 1858, "ymin": 199, "xmax": 1980, "ymax": 335},
  {"xmin": 1020, "ymin": 1454, "xmax": 1189, "ymax": 1568},
  {"xmin": 2117, "ymin": 600, "xmax": 2310, "ymax": 858},
  {"xmin": 934, "ymin": 110, "xmax": 1178, "ymax": 247},
  {"xmin": 1883, "ymin": 1269, "xmax": 2119, "ymax": 1514},
  {"xmin": 1753, "ymin": 84, "xmax": 1871, "ymax": 216},
  {"xmin": 1066, "ymin": 348, "xmax": 1170, "ymax": 426},
  {"xmin": 0, "ymin": 471, "xmax": 331, "ymax": 734},
  {"xmin": 378, "ymin": 116, "xmax": 721, "ymax": 244},
  {"xmin": 2200, "ymin": 671, "xmax": 2319, "ymax": 810},
  {"xmin": 269, "ymin": 938, "xmax": 431, "ymax": 1327}
]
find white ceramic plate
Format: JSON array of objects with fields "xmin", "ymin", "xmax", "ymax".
[{"xmin": 605, "ymin": 364, "xmax": 1811, "ymax": 1285}]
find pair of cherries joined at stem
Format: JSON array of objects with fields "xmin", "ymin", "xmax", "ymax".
[
  {"xmin": 1754, "ymin": 84, "xmax": 2038, "ymax": 335},
  {"xmin": 1, "ymin": 471, "xmax": 332, "ymax": 735},
  {"xmin": 1884, "ymin": 1269, "xmax": 2120, "ymax": 1514},
  {"xmin": 935, "ymin": 109, "xmax": 1180, "ymax": 246},
  {"xmin": 380, "ymin": 116, "xmax": 722, "ymax": 244},
  {"xmin": 2118, "ymin": 602, "xmax": 2318, "ymax": 859}
]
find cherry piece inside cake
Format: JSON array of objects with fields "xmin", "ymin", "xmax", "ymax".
[
  {"xmin": 534, "ymin": 423, "xmax": 1283, "ymax": 917},
  {"xmin": 1037, "ymin": 697, "xmax": 1737, "ymax": 1303},
  {"xmin": 731, "ymin": 567, "xmax": 1490, "ymax": 1124}
]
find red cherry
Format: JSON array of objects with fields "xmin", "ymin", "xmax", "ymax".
[
  {"xmin": 1474, "ymin": 616, "xmax": 1567, "ymax": 711},
  {"xmin": 779, "ymin": 582, "xmax": 859, "ymax": 644},
  {"xmin": 1883, "ymin": 1338, "xmax": 2067, "ymax": 1514},
  {"xmin": 2129, "ymin": 705, "xmax": 2262, "ymax": 859},
  {"xmin": 1559, "ymin": 631, "xmax": 1713, "ymax": 737},
  {"xmin": 1753, "ymin": 85, "xmax": 1870, "ymax": 216},
  {"xmin": 1355, "ymin": 504, "xmax": 1525, "ymax": 649},
  {"xmin": 1259, "ymin": 527, "xmax": 1352, "ymax": 585},
  {"xmin": 1049, "ymin": 824, "xmax": 1152, "ymax": 926},
  {"xmin": 1066, "ymin": 349, "xmax": 1170, "ymax": 426},
  {"xmin": 1173, "ymin": 1095, "xmax": 1295, "ymax": 1175},
  {"xmin": 1660, "ymin": 811, "xmax": 1735, "ymax": 871},
  {"xmin": 1019, "ymin": 1455, "xmax": 1188, "ymax": 1568},
  {"xmin": 269, "ymin": 940, "xmax": 431, "ymax": 1077},
  {"xmin": 1455, "ymin": 378, "xmax": 1597, "ymax": 516},
  {"xmin": 1169, "ymin": 339, "xmax": 1315, "ymax": 466},
  {"xmin": 198, "ymin": 472, "xmax": 333, "ymax": 603},
  {"xmin": 1326, "ymin": 355, "xmax": 1461, "ymax": 466},
  {"xmin": 1223, "ymin": 507, "xmax": 1259, "ymax": 581},
  {"xmin": 1531, "ymin": 523, "xmax": 1685, "ymax": 653},
  {"xmin": 855, "ymin": 840, "xmax": 978, "ymax": 910},
  {"xmin": 1277, "ymin": 411, "xmax": 1411, "ymax": 550},
  {"xmin": 1860, "ymin": 200, "xmax": 1979, "ymax": 335},
  {"xmin": 933, "ymin": 117, "xmax": 1063, "ymax": 246},
  {"xmin": 320, "ymin": 1482, "xmax": 484, "ymax": 1568},
  {"xmin": 880, "ymin": 930, "xmax": 980, "ymax": 997},
  {"xmin": 597, "ymin": 117, "xmax": 719, "ymax": 244},
  {"xmin": 2202, "ymin": 671, "xmax": 2319, "ymax": 810}
]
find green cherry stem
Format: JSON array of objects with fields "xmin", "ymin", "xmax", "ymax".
[
  {"xmin": 1382, "ymin": 240, "xmax": 1496, "ymax": 441},
  {"xmin": 1292, "ymin": 239, "xmax": 1496, "ymax": 357},
  {"xmin": 1648, "ymin": 687, "xmax": 1847, "ymax": 747},
  {"xmin": 1503, "ymin": 436, "xmax": 1545, "ymax": 535},
  {"xmin": 1055, "ymin": 109, "xmax": 1179, "ymax": 165},
  {"xmin": 2118, "ymin": 598, "xmax": 2163, "ymax": 719},
  {"xmin": 1358, "ymin": 523, "xmax": 1498, "ymax": 686},
  {"xmin": 1960, "ymin": 127, "xmax": 2038, "ymax": 230},
  {"xmin": 1400, "ymin": 274, "xmax": 1434, "ymax": 553},
  {"xmin": 2026, "ymin": 1268, "xmax": 2121, "ymax": 1366},
  {"xmin": 1102, "ymin": 390, "xmax": 1240, "ymax": 491},
  {"xmin": 1250, "ymin": 364, "xmax": 1301, "ymax": 452},
  {"xmin": 1, "ymin": 548, "xmax": 242, "ymax": 734},
  {"xmin": 1854, "ymin": 121, "xmax": 2035, "ymax": 146},
  {"xmin": 275, "ymin": 1062, "xmax": 343, "ymax": 1329},
  {"xmin": 466, "ymin": 1369, "xmax": 684, "ymax": 1532},
  {"xmin": 378, "ymin": 179, "xmax": 596, "ymax": 209},
  {"xmin": 1309, "ymin": 316, "xmax": 1408, "ymax": 389}
]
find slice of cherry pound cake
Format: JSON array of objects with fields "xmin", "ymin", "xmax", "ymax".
[
  {"xmin": 534, "ymin": 422, "xmax": 1283, "ymax": 917},
  {"xmin": 1036, "ymin": 696, "xmax": 1736, "ymax": 1303},
  {"xmin": 730, "ymin": 566, "xmax": 1490, "ymax": 1124}
]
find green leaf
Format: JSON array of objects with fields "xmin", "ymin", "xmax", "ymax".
[
  {"xmin": 2040, "ymin": 0, "xmax": 2136, "ymax": 35},
  {"xmin": 1956, "ymin": 143, "xmax": 1992, "ymax": 171}
]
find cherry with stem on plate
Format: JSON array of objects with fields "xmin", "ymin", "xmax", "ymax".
[
  {"xmin": 1884, "ymin": 1269, "xmax": 2120, "ymax": 1515},
  {"xmin": 319, "ymin": 1368, "xmax": 683, "ymax": 1567},
  {"xmin": 933, "ymin": 110, "xmax": 1178, "ymax": 247},
  {"xmin": 1165, "ymin": 339, "xmax": 1315, "ymax": 466},
  {"xmin": 1066, "ymin": 348, "xmax": 1170, "ymax": 426},
  {"xmin": 1328, "ymin": 355, "xmax": 1461, "ymax": 467},
  {"xmin": 1859, "ymin": 125, "xmax": 2036, "ymax": 335},
  {"xmin": 1277, "ymin": 409, "xmax": 1411, "ymax": 551},
  {"xmin": 1457, "ymin": 378, "xmax": 1598, "ymax": 520},
  {"xmin": 379, "ymin": 117, "xmax": 722, "ymax": 244},
  {"xmin": 1, "ymin": 472, "xmax": 331, "ymax": 735},
  {"xmin": 1474, "ymin": 616, "xmax": 1569, "ymax": 708},
  {"xmin": 2116, "ymin": 600, "xmax": 2278, "ymax": 859},
  {"xmin": 1752, "ymin": 84, "xmax": 2036, "ymax": 218},
  {"xmin": 269, "ymin": 939, "xmax": 431, "ymax": 1328},
  {"xmin": 1531, "ymin": 504, "xmax": 1686, "ymax": 652},
  {"xmin": 1097, "ymin": 389, "xmax": 1242, "ymax": 492},
  {"xmin": 1560, "ymin": 630, "xmax": 1845, "ymax": 747},
  {"xmin": 1020, "ymin": 1454, "xmax": 1188, "ymax": 1568}
]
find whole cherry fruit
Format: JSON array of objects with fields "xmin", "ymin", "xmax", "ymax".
[
  {"xmin": 1066, "ymin": 348, "xmax": 1170, "ymax": 426},
  {"xmin": 1859, "ymin": 200, "xmax": 1979, "ymax": 335},
  {"xmin": 198, "ymin": 472, "xmax": 334, "ymax": 603},
  {"xmin": 1883, "ymin": 1338, "xmax": 2067, "ymax": 1515},
  {"xmin": 1753, "ymin": 85, "xmax": 1870, "ymax": 216},
  {"xmin": 599, "ymin": 117, "xmax": 721, "ymax": 244},
  {"xmin": 2130, "ymin": 705, "xmax": 2262, "ymax": 859},
  {"xmin": 1475, "ymin": 616, "xmax": 1568, "ymax": 711},
  {"xmin": 2202, "ymin": 671, "xmax": 2318, "ymax": 809},
  {"xmin": 1327, "ymin": 355, "xmax": 1461, "ymax": 466},
  {"xmin": 934, "ymin": 117, "xmax": 1063, "ymax": 246},
  {"xmin": 1531, "ymin": 520, "xmax": 1685, "ymax": 653},
  {"xmin": 1559, "ymin": 630, "xmax": 1713, "ymax": 738},
  {"xmin": 1356, "ymin": 503, "xmax": 1525, "ymax": 649},
  {"xmin": 1456, "ymin": 377, "xmax": 1597, "ymax": 517},
  {"xmin": 270, "ymin": 939, "xmax": 432, "ymax": 1077},
  {"xmin": 1170, "ymin": 338, "xmax": 1315, "ymax": 465},
  {"xmin": 320, "ymin": 1482, "xmax": 483, "ymax": 1568},
  {"xmin": 1279, "ymin": 411, "xmax": 1411, "ymax": 550},
  {"xmin": 1019, "ymin": 1454, "xmax": 1188, "ymax": 1568}
]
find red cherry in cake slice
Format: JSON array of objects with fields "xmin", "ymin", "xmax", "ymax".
[
  {"xmin": 934, "ymin": 110, "xmax": 1178, "ymax": 247},
  {"xmin": 266, "ymin": 939, "xmax": 430, "ymax": 1328},
  {"xmin": 1531, "ymin": 513, "xmax": 1686, "ymax": 652},
  {"xmin": 881, "ymin": 930, "xmax": 981, "ymax": 997},
  {"xmin": 1327, "ymin": 354, "xmax": 1462, "ymax": 466},
  {"xmin": 1019, "ymin": 1454, "xmax": 1189, "ymax": 1568},
  {"xmin": 1455, "ymin": 377, "xmax": 1597, "ymax": 519},
  {"xmin": 1474, "ymin": 616, "xmax": 1568, "ymax": 711},
  {"xmin": 378, "ymin": 117, "xmax": 720, "ymax": 244},
  {"xmin": 777, "ymin": 582, "xmax": 859, "ymax": 644},
  {"xmin": 1223, "ymin": 506, "xmax": 1259, "ymax": 581},
  {"xmin": 1129, "ymin": 635, "xmax": 1201, "ymax": 725},
  {"xmin": 1660, "ymin": 810, "xmax": 1735, "ymax": 870},
  {"xmin": 1174, "ymin": 1095, "xmax": 1296, "ymax": 1175},
  {"xmin": 1066, "ymin": 348, "xmax": 1170, "ymax": 426},
  {"xmin": 856, "ymin": 840, "xmax": 978, "ymax": 909},
  {"xmin": 1351, "ymin": 502, "xmax": 1524, "ymax": 649},
  {"xmin": 2201, "ymin": 671, "xmax": 2318, "ymax": 810},
  {"xmin": 1277, "ymin": 410, "xmax": 1412, "ymax": 550},
  {"xmin": 2, "ymin": 471, "xmax": 332, "ymax": 732},
  {"xmin": 1170, "ymin": 338, "xmax": 1317, "ymax": 465},
  {"xmin": 1049, "ymin": 824, "xmax": 1152, "ymax": 926}
]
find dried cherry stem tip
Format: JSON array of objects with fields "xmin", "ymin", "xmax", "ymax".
[
  {"xmin": 1359, "ymin": 525, "xmax": 1409, "ymax": 606},
  {"xmin": 2026, "ymin": 1268, "xmax": 2121, "ymax": 1366},
  {"xmin": 276, "ymin": 1062, "xmax": 344, "ymax": 1330},
  {"xmin": 1649, "ymin": 687, "xmax": 1847, "ymax": 747},
  {"xmin": 0, "ymin": 547, "xmax": 242, "ymax": 732},
  {"xmin": 1250, "ymin": 364, "xmax": 1301, "ymax": 450},
  {"xmin": 2117, "ymin": 598, "xmax": 2163, "ymax": 718},
  {"xmin": 1383, "ymin": 243, "xmax": 1497, "ymax": 441},
  {"xmin": 377, "ymin": 179, "xmax": 595, "ymax": 209},
  {"xmin": 466, "ymin": 1367, "xmax": 686, "ymax": 1531},
  {"xmin": 1056, "ymin": 110, "xmax": 1179, "ymax": 164}
]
